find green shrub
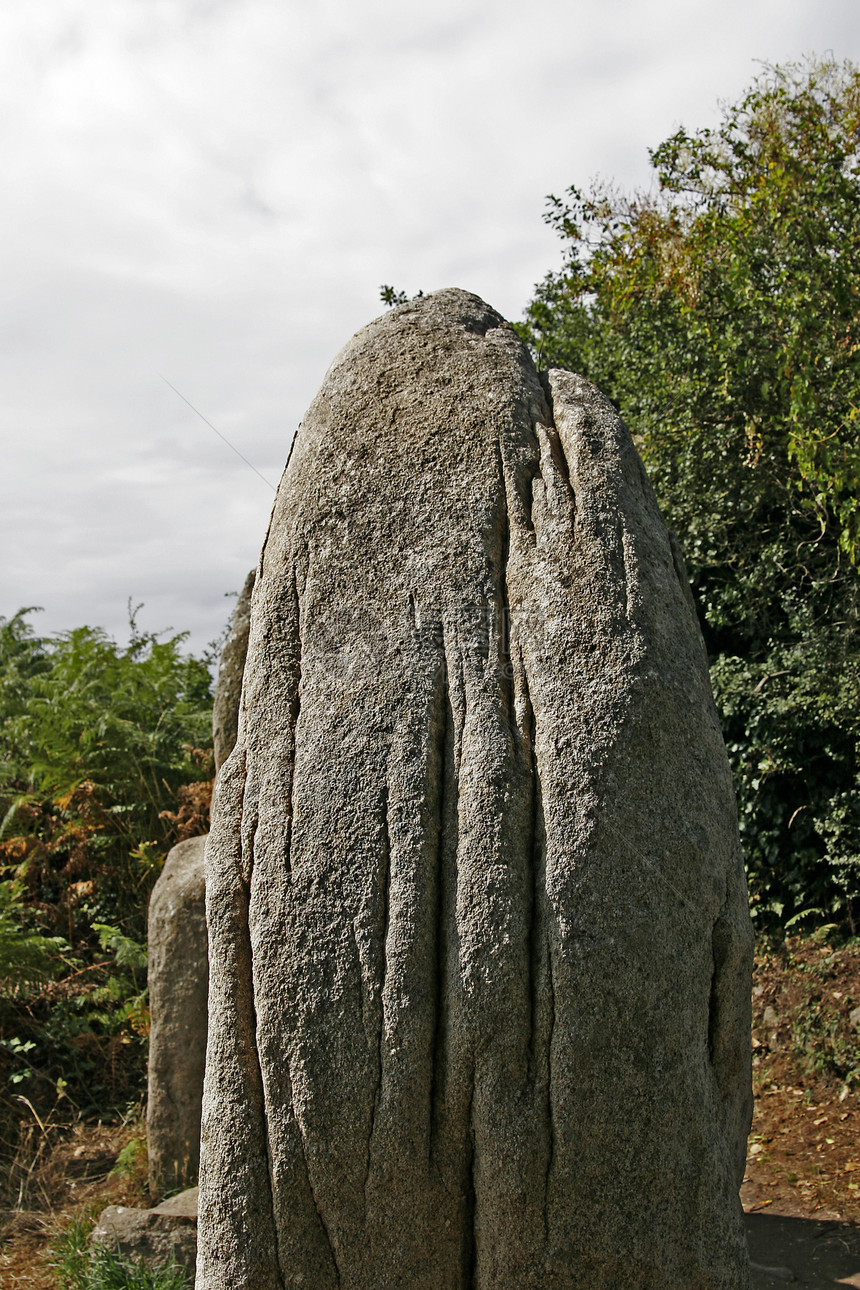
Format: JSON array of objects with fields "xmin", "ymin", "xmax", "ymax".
[
  {"xmin": 0, "ymin": 875, "xmax": 69, "ymax": 997},
  {"xmin": 519, "ymin": 56, "xmax": 860, "ymax": 931},
  {"xmin": 0, "ymin": 606, "xmax": 214, "ymax": 1201},
  {"xmin": 0, "ymin": 607, "xmax": 213, "ymax": 944}
]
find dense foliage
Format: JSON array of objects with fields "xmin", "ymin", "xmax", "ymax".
[
  {"xmin": 520, "ymin": 57, "xmax": 860, "ymax": 930},
  {"xmin": 0, "ymin": 609, "xmax": 213, "ymax": 1160}
]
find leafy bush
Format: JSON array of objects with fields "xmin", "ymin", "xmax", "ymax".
[
  {"xmin": 0, "ymin": 607, "xmax": 214, "ymax": 1205},
  {"xmin": 0, "ymin": 607, "xmax": 213, "ymax": 944},
  {"xmin": 0, "ymin": 875, "xmax": 69, "ymax": 997},
  {"xmin": 519, "ymin": 56, "xmax": 860, "ymax": 930},
  {"xmin": 785, "ymin": 938, "xmax": 860, "ymax": 1091}
]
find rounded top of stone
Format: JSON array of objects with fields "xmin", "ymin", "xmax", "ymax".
[
  {"xmin": 322, "ymin": 288, "xmax": 513, "ymax": 383},
  {"xmin": 148, "ymin": 833, "xmax": 207, "ymax": 913},
  {"xmin": 383, "ymin": 288, "xmax": 507, "ymax": 334}
]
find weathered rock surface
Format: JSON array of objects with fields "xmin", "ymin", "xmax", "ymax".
[
  {"xmin": 92, "ymin": 1186, "xmax": 198, "ymax": 1278},
  {"xmin": 147, "ymin": 836, "xmax": 208, "ymax": 1197},
  {"xmin": 197, "ymin": 289, "xmax": 754, "ymax": 1289},
  {"xmin": 146, "ymin": 579, "xmax": 255, "ymax": 1197},
  {"xmin": 212, "ymin": 569, "xmax": 255, "ymax": 773}
]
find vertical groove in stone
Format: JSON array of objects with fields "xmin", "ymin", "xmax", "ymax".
[
  {"xmin": 282, "ymin": 570, "xmax": 303, "ymax": 878},
  {"xmin": 536, "ymin": 370, "xmax": 576, "ymax": 518},
  {"xmin": 494, "ymin": 442, "xmax": 515, "ymax": 733},
  {"xmin": 461, "ymin": 1068, "xmax": 477, "ymax": 1290},
  {"xmin": 543, "ymin": 951, "xmax": 556, "ymax": 1245},
  {"xmin": 296, "ymin": 1124, "xmax": 342, "ymax": 1287},
  {"xmin": 520, "ymin": 662, "xmax": 541, "ymax": 1078},
  {"xmin": 245, "ymin": 823, "xmax": 288, "ymax": 1290},
  {"xmin": 230, "ymin": 918, "xmax": 286, "ymax": 1288},
  {"xmin": 429, "ymin": 646, "xmax": 451, "ymax": 1155},
  {"xmin": 368, "ymin": 788, "xmax": 391, "ymax": 1169}
]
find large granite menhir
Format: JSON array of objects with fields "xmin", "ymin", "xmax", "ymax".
[{"xmin": 197, "ymin": 290, "xmax": 754, "ymax": 1288}]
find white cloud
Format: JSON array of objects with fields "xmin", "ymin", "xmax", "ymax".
[{"xmin": 1, "ymin": 0, "xmax": 857, "ymax": 651}]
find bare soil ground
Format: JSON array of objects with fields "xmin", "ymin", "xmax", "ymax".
[
  {"xmin": 0, "ymin": 1117, "xmax": 147, "ymax": 1289},
  {"xmin": 2, "ymin": 934, "xmax": 859, "ymax": 1287},
  {"xmin": 744, "ymin": 935, "xmax": 860, "ymax": 1287}
]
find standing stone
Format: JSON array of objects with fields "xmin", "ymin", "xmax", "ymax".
[
  {"xmin": 197, "ymin": 290, "xmax": 754, "ymax": 1289},
  {"xmin": 212, "ymin": 569, "xmax": 256, "ymax": 773},
  {"xmin": 147, "ymin": 834, "xmax": 209, "ymax": 1198},
  {"xmin": 147, "ymin": 575, "xmax": 257, "ymax": 1198},
  {"xmin": 91, "ymin": 1187, "xmax": 199, "ymax": 1279}
]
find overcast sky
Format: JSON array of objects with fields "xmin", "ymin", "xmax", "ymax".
[{"xmin": 2, "ymin": 1, "xmax": 857, "ymax": 658}]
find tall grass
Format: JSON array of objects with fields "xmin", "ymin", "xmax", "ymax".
[{"xmin": 51, "ymin": 1215, "xmax": 189, "ymax": 1289}]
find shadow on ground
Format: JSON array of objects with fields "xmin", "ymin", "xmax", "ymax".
[{"xmin": 747, "ymin": 1211, "xmax": 860, "ymax": 1288}]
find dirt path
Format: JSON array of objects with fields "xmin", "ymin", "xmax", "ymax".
[
  {"xmin": 742, "ymin": 937, "xmax": 860, "ymax": 1286},
  {"xmin": 745, "ymin": 1189, "xmax": 860, "ymax": 1288}
]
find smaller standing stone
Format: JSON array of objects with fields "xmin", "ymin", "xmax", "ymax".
[
  {"xmin": 146, "ymin": 836, "xmax": 208, "ymax": 1198},
  {"xmin": 212, "ymin": 570, "xmax": 255, "ymax": 773},
  {"xmin": 91, "ymin": 1186, "xmax": 198, "ymax": 1278}
]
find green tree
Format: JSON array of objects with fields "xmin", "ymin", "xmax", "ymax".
[{"xmin": 520, "ymin": 57, "xmax": 860, "ymax": 930}]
